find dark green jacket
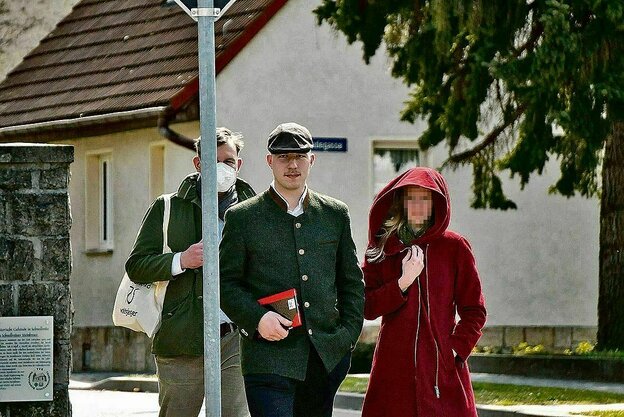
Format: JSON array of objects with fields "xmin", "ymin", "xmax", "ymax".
[
  {"xmin": 219, "ymin": 188, "xmax": 364, "ymax": 380},
  {"xmin": 125, "ymin": 173, "xmax": 255, "ymax": 356}
]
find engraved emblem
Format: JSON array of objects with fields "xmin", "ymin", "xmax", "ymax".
[{"xmin": 28, "ymin": 369, "xmax": 50, "ymax": 390}]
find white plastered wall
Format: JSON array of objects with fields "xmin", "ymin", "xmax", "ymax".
[{"xmin": 57, "ymin": 124, "xmax": 195, "ymax": 327}]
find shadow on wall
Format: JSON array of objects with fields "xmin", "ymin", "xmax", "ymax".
[{"xmin": 71, "ymin": 327, "xmax": 155, "ymax": 373}]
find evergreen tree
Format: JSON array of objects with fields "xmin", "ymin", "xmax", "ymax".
[{"xmin": 315, "ymin": 0, "xmax": 624, "ymax": 349}]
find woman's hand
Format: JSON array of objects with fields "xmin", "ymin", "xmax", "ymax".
[{"xmin": 398, "ymin": 245, "xmax": 424, "ymax": 292}]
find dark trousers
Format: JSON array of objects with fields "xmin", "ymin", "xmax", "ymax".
[{"xmin": 244, "ymin": 349, "xmax": 351, "ymax": 417}]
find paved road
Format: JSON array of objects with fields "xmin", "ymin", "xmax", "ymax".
[{"xmin": 69, "ymin": 389, "xmax": 361, "ymax": 417}]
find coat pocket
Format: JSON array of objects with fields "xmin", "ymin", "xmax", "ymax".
[
  {"xmin": 154, "ymin": 293, "xmax": 202, "ymax": 353},
  {"xmin": 438, "ymin": 338, "xmax": 456, "ymax": 372}
]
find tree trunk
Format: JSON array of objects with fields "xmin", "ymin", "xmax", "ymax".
[{"xmin": 597, "ymin": 120, "xmax": 624, "ymax": 350}]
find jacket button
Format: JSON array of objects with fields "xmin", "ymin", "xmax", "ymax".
[
  {"xmin": 304, "ymin": 302, "xmax": 310, "ymax": 308},
  {"xmin": 197, "ymin": 295, "xmax": 203, "ymax": 300},
  {"xmin": 298, "ymin": 249, "xmax": 305, "ymax": 255},
  {"xmin": 308, "ymin": 329, "xmax": 313, "ymax": 335},
  {"xmin": 295, "ymin": 223, "xmax": 301, "ymax": 229},
  {"xmin": 302, "ymin": 275, "xmax": 308, "ymax": 281}
]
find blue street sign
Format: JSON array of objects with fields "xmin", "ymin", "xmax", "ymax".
[{"xmin": 313, "ymin": 137, "xmax": 348, "ymax": 152}]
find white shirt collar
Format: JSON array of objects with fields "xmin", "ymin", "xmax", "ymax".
[{"xmin": 270, "ymin": 181, "xmax": 307, "ymax": 217}]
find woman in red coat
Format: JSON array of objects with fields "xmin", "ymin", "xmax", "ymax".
[{"xmin": 361, "ymin": 167, "xmax": 486, "ymax": 417}]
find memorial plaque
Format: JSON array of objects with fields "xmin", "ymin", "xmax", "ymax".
[{"xmin": 0, "ymin": 316, "xmax": 54, "ymax": 402}]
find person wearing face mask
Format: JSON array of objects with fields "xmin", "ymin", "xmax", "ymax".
[{"xmin": 125, "ymin": 127, "xmax": 255, "ymax": 417}]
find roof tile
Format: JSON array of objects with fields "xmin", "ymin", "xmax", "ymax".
[{"xmin": 0, "ymin": 0, "xmax": 284, "ymax": 129}]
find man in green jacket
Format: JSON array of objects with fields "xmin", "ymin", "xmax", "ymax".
[
  {"xmin": 220, "ymin": 122, "xmax": 364, "ymax": 417},
  {"xmin": 126, "ymin": 128, "xmax": 255, "ymax": 417}
]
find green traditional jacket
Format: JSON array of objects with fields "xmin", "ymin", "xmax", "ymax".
[
  {"xmin": 219, "ymin": 188, "xmax": 365, "ymax": 380},
  {"xmin": 125, "ymin": 172, "xmax": 255, "ymax": 356}
]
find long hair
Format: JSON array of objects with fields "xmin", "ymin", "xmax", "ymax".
[{"xmin": 365, "ymin": 189, "xmax": 409, "ymax": 263}]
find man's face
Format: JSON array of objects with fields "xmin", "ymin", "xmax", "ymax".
[
  {"xmin": 217, "ymin": 140, "xmax": 241, "ymax": 172},
  {"xmin": 266, "ymin": 152, "xmax": 315, "ymax": 193},
  {"xmin": 193, "ymin": 140, "xmax": 242, "ymax": 172}
]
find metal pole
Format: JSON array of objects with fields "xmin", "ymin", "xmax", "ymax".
[{"xmin": 197, "ymin": 0, "xmax": 221, "ymax": 416}]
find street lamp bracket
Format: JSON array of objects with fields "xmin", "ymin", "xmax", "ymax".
[{"xmin": 191, "ymin": 7, "xmax": 221, "ymax": 17}]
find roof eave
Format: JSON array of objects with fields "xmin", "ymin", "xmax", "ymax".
[{"xmin": 0, "ymin": 107, "xmax": 167, "ymax": 142}]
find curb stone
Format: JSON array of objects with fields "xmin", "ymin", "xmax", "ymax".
[
  {"xmin": 333, "ymin": 393, "xmax": 578, "ymax": 417},
  {"xmin": 476, "ymin": 406, "xmax": 576, "ymax": 417},
  {"xmin": 70, "ymin": 376, "xmax": 158, "ymax": 393},
  {"xmin": 334, "ymin": 392, "xmax": 364, "ymax": 411}
]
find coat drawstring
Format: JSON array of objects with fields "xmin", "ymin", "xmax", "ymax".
[
  {"xmin": 424, "ymin": 244, "xmax": 441, "ymax": 399},
  {"xmin": 414, "ymin": 244, "xmax": 441, "ymax": 399},
  {"xmin": 414, "ymin": 274, "xmax": 422, "ymax": 388}
]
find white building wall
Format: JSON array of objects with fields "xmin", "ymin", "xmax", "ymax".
[
  {"xmin": 213, "ymin": 0, "xmax": 599, "ymax": 326},
  {"xmin": 58, "ymin": 125, "xmax": 195, "ymax": 327}
]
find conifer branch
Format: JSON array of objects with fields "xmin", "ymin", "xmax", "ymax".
[{"xmin": 443, "ymin": 104, "xmax": 527, "ymax": 167}]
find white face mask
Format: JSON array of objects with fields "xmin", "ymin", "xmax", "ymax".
[{"xmin": 216, "ymin": 162, "xmax": 237, "ymax": 192}]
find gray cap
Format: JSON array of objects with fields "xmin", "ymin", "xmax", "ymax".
[{"xmin": 267, "ymin": 122, "xmax": 313, "ymax": 154}]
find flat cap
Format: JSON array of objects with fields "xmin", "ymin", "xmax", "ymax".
[{"xmin": 267, "ymin": 122, "xmax": 313, "ymax": 154}]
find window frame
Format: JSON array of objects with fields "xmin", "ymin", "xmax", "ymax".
[
  {"xmin": 85, "ymin": 149, "xmax": 114, "ymax": 252},
  {"xmin": 369, "ymin": 138, "xmax": 430, "ymax": 199},
  {"xmin": 149, "ymin": 141, "xmax": 167, "ymax": 201}
]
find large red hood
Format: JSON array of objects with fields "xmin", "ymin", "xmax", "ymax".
[{"xmin": 368, "ymin": 167, "xmax": 451, "ymax": 255}]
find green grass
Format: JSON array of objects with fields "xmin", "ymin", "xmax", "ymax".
[
  {"xmin": 573, "ymin": 412, "xmax": 624, "ymax": 417},
  {"xmin": 473, "ymin": 382, "xmax": 624, "ymax": 405},
  {"xmin": 339, "ymin": 376, "xmax": 368, "ymax": 394},
  {"xmin": 583, "ymin": 351, "xmax": 624, "ymax": 359},
  {"xmin": 339, "ymin": 377, "xmax": 624, "ymax": 406}
]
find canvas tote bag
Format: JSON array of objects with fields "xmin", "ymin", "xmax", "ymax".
[{"xmin": 112, "ymin": 193, "xmax": 173, "ymax": 337}]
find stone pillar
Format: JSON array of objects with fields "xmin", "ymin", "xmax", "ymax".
[{"xmin": 0, "ymin": 143, "xmax": 73, "ymax": 417}]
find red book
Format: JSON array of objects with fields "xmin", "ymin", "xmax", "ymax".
[{"xmin": 257, "ymin": 288, "xmax": 302, "ymax": 328}]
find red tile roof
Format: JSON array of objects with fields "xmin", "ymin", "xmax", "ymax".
[{"xmin": 0, "ymin": 0, "xmax": 286, "ymax": 131}]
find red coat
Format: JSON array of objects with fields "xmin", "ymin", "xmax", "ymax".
[{"xmin": 361, "ymin": 168, "xmax": 486, "ymax": 417}]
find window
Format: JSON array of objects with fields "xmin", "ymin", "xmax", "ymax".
[
  {"xmin": 86, "ymin": 151, "xmax": 113, "ymax": 251},
  {"xmin": 372, "ymin": 141, "xmax": 422, "ymax": 195},
  {"xmin": 150, "ymin": 143, "xmax": 166, "ymax": 200}
]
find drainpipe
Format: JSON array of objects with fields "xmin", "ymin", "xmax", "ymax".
[{"xmin": 157, "ymin": 105, "xmax": 196, "ymax": 151}]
